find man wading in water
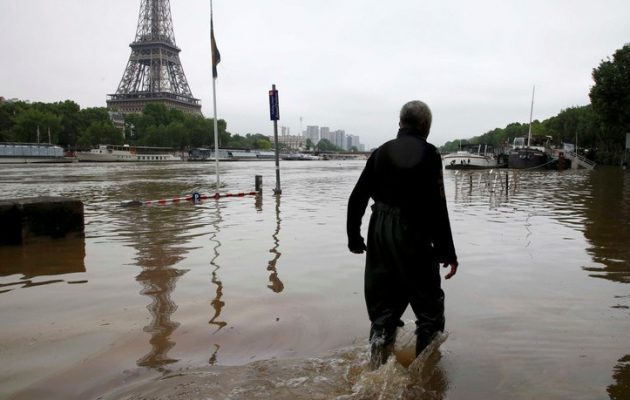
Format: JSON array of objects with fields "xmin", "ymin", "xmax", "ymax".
[{"xmin": 346, "ymin": 100, "xmax": 458, "ymax": 368}]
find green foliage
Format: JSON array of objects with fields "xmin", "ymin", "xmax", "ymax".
[
  {"xmin": 544, "ymin": 105, "xmax": 601, "ymax": 145},
  {"xmin": 55, "ymin": 100, "xmax": 82, "ymax": 146},
  {"xmin": 590, "ymin": 44, "xmax": 630, "ymax": 132},
  {"xmin": 316, "ymin": 138, "xmax": 343, "ymax": 152},
  {"xmin": 11, "ymin": 108, "xmax": 62, "ymax": 143},
  {"xmin": 124, "ymin": 104, "xmax": 231, "ymax": 150},
  {"xmin": 589, "ymin": 44, "xmax": 630, "ymax": 162},
  {"xmin": 79, "ymin": 107, "xmax": 111, "ymax": 126},
  {"xmin": 78, "ymin": 121, "xmax": 123, "ymax": 146},
  {"xmin": 0, "ymin": 98, "xmax": 242, "ymax": 150},
  {"xmin": 226, "ymin": 133, "xmax": 272, "ymax": 149}
]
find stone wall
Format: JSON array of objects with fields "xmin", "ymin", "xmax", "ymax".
[{"xmin": 0, "ymin": 197, "xmax": 84, "ymax": 245}]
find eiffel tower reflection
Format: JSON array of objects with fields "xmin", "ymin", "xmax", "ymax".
[
  {"xmin": 135, "ymin": 264, "xmax": 186, "ymax": 369},
  {"xmin": 132, "ymin": 208, "xmax": 190, "ymax": 370}
]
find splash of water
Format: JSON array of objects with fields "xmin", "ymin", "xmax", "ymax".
[{"xmin": 338, "ymin": 322, "xmax": 449, "ymax": 400}]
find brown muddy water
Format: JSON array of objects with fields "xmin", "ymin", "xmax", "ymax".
[{"xmin": 1, "ymin": 161, "xmax": 629, "ymax": 399}]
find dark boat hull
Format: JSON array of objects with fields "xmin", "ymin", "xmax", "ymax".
[
  {"xmin": 445, "ymin": 164, "xmax": 491, "ymax": 170},
  {"xmin": 508, "ymin": 149, "xmax": 551, "ymax": 169}
]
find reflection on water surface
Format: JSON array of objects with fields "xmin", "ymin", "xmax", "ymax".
[
  {"xmin": 582, "ymin": 169, "xmax": 630, "ymax": 283},
  {"xmin": 0, "ymin": 237, "xmax": 86, "ymax": 292},
  {"xmin": 0, "ymin": 162, "xmax": 629, "ymax": 399},
  {"xmin": 208, "ymin": 203, "xmax": 226, "ymax": 332},
  {"xmin": 267, "ymin": 194, "xmax": 284, "ymax": 293}
]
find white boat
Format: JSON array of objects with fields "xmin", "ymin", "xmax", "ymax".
[
  {"xmin": 187, "ymin": 148, "xmax": 276, "ymax": 161},
  {"xmin": 282, "ymin": 153, "xmax": 321, "ymax": 161},
  {"xmin": 0, "ymin": 142, "xmax": 71, "ymax": 164},
  {"xmin": 76, "ymin": 144, "xmax": 182, "ymax": 162},
  {"xmin": 443, "ymin": 144, "xmax": 501, "ymax": 170}
]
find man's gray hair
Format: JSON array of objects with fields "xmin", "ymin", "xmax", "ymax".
[{"xmin": 399, "ymin": 100, "xmax": 432, "ymax": 137}]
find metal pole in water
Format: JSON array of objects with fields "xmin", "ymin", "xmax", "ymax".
[
  {"xmin": 269, "ymin": 84, "xmax": 282, "ymax": 194},
  {"xmin": 255, "ymin": 175, "xmax": 263, "ymax": 193}
]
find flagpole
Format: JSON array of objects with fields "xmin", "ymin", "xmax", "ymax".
[{"xmin": 210, "ymin": 0, "xmax": 220, "ymax": 193}]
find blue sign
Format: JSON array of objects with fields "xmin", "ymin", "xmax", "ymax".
[{"xmin": 269, "ymin": 89, "xmax": 279, "ymax": 121}]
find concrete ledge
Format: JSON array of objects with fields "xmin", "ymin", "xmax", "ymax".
[{"xmin": 0, "ymin": 197, "xmax": 84, "ymax": 245}]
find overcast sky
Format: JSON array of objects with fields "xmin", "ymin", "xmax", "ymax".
[{"xmin": 1, "ymin": 0, "xmax": 629, "ymax": 148}]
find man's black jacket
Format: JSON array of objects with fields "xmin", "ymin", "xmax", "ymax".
[{"xmin": 346, "ymin": 127, "xmax": 457, "ymax": 264}]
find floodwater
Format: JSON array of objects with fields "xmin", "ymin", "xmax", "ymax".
[{"xmin": 0, "ymin": 161, "xmax": 629, "ymax": 399}]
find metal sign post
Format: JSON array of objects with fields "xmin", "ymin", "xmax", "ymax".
[{"xmin": 269, "ymin": 84, "xmax": 282, "ymax": 194}]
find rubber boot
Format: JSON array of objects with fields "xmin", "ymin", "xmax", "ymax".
[
  {"xmin": 415, "ymin": 329, "xmax": 439, "ymax": 357},
  {"xmin": 368, "ymin": 326, "xmax": 396, "ymax": 370}
]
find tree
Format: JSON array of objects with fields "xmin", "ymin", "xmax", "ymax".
[
  {"xmin": 168, "ymin": 122, "xmax": 188, "ymax": 150},
  {"xmin": 544, "ymin": 106, "xmax": 599, "ymax": 148},
  {"xmin": 79, "ymin": 107, "xmax": 110, "ymax": 127},
  {"xmin": 78, "ymin": 121, "xmax": 123, "ymax": 146},
  {"xmin": 226, "ymin": 134, "xmax": 248, "ymax": 148},
  {"xmin": 305, "ymin": 138, "xmax": 314, "ymax": 150},
  {"xmin": 143, "ymin": 103, "xmax": 171, "ymax": 126},
  {"xmin": 247, "ymin": 133, "xmax": 272, "ymax": 149},
  {"xmin": 141, "ymin": 125, "xmax": 169, "ymax": 147},
  {"xmin": 316, "ymin": 138, "xmax": 342, "ymax": 152},
  {"xmin": 590, "ymin": 44, "xmax": 630, "ymax": 139},
  {"xmin": 0, "ymin": 103, "xmax": 14, "ymax": 141},
  {"xmin": 185, "ymin": 115, "xmax": 211, "ymax": 148},
  {"xmin": 0, "ymin": 97, "xmax": 241, "ymax": 151},
  {"xmin": 11, "ymin": 109, "xmax": 62, "ymax": 143},
  {"xmin": 216, "ymin": 119, "xmax": 229, "ymax": 146},
  {"xmin": 54, "ymin": 100, "xmax": 82, "ymax": 147}
]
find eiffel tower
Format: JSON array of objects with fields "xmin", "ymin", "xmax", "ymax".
[{"xmin": 107, "ymin": 0, "xmax": 202, "ymax": 115}]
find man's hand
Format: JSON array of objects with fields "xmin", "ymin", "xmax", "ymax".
[
  {"xmin": 348, "ymin": 237, "xmax": 367, "ymax": 254},
  {"xmin": 442, "ymin": 260, "xmax": 458, "ymax": 279}
]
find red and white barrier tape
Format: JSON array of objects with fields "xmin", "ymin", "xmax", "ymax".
[{"xmin": 121, "ymin": 191, "xmax": 259, "ymax": 207}]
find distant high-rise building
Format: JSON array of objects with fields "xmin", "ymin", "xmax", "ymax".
[
  {"xmin": 305, "ymin": 125, "xmax": 320, "ymax": 144},
  {"xmin": 281, "ymin": 126, "xmax": 291, "ymax": 136},
  {"xmin": 300, "ymin": 124, "xmax": 365, "ymax": 151},
  {"xmin": 332, "ymin": 129, "xmax": 346, "ymax": 150},
  {"xmin": 320, "ymin": 127, "xmax": 331, "ymax": 142},
  {"xmin": 347, "ymin": 134, "xmax": 361, "ymax": 150}
]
